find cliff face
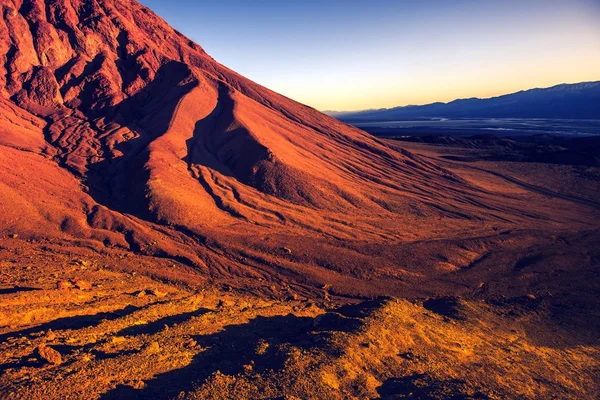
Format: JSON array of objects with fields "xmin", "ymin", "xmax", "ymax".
[{"xmin": 2, "ymin": 0, "xmax": 193, "ymax": 106}]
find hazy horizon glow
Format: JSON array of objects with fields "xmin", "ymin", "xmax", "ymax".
[{"xmin": 139, "ymin": 0, "xmax": 600, "ymax": 111}]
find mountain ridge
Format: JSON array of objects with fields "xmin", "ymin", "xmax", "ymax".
[{"xmin": 328, "ymin": 81, "xmax": 600, "ymax": 120}]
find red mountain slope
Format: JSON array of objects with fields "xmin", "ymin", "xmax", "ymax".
[{"xmin": 0, "ymin": 0, "xmax": 597, "ymax": 298}]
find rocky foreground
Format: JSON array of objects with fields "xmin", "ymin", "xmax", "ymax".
[{"xmin": 1, "ymin": 239, "xmax": 599, "ymax": 399}]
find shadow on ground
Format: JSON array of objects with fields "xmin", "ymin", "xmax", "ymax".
[
  {"xmin": 101, "ymin": 314, "xmax": 315, "ymax": 399},
  {"xmin": 115, "ymin": 308, "xmax": 211, "ymax": 336},
  {"xmin": 0, "ymin": 305, "xmax": 140, "ymax": 343},
  {"xmin": 0, "ymin": 286, "xmax": 41, "ymax": 295},
  {"xmin": 376, "ymin": 373, "xmax": 491, "ymax": 400},
  {"xmin": 100, "ymin": 299, "xmax": 389, "ymax": 400}
]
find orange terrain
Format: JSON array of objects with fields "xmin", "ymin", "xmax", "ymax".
[{"xmin": 0, "ymin": 0, "xmax": 599, "ymax": 398}]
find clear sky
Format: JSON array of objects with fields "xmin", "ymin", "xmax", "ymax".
[{"xmin": 139, "ymin": 0, "xmax": 600, "ymax": 111}]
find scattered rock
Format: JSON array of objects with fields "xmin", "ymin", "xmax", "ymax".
[
  {"xmin": 73, "ymin": 280, "xmax": 92, "ymax": 290},
  {"xmin": 8, "ymin": 233, "xmax": 18, "ymax": 239},
  {"xmin": 255, "ymin": 339, "xmax": 269, "ymax": 355},
  {"xmin": 57, "ymin": 281, "xmax": 72, "ymax": 290},
  {"xmin": 125, "ymin": 380, "xmax": 146, "ymax": 390},
  {"xmin": 35, "ymin": 344, "xmax": 62, "ymax": 365},
  {"xmin": 399, "ymin": 351, "xmax": 421, "ymax": 361},
  {"xmin": 322, "ymin": 284, "xmax": 332, "ymax": 301},
  {"xmin": 243, "ymin": 362, "xmax": 254, "ymax": 373},
  {"xmin": 45, "ymin": 330, "xmax": 56, "ymax": 341},
  {"xmin": 143, "ymin": 341, "xmax": 161, "ymax": 355},
  {"xmin": 148, "ymin": 288, "xmax": 167, "ymax": 298},
  {"xmin": 73, "ymin": 259, "xmax": 91, "ymax": 268}
]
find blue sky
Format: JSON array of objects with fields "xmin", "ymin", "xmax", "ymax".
[{"xmin": 139, "ymin": 0, "xmax": 600, "ymax": 110}]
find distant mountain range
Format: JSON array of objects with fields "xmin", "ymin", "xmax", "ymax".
[{"xmin": 328, "ymin": 81, "xmax": 600, "ymax": 121}]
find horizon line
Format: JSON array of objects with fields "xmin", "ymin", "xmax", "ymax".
[{"xmin": 321, "ymin": 79, "xmax": 600, "ymax": 113}]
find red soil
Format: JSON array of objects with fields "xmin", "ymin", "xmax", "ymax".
[{"xmin": 0, "ymin": 0, "xmax": 598, "ymax": 300}]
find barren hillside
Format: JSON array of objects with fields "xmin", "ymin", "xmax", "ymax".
[{"xmin": 0, "ymin": 0, "xmax": 599, "ymax": 398}]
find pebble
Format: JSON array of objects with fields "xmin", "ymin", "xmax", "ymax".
[
  {"xmin": 45, "ymin": 330, "xmax": 56, "ymax": 341},
  {"xmin": 57, "ymin": 281, "xmax": 72, "ymax": 290},
  {"xmin": 126, "ymin": 380, "xmax": 146, "ymax": 390},
  {"xmin": 73, "ymin": 280, "xmax": 92, "ymax": 290},
  {"xmin": 148, "ymin": 288, "xmax": 167, "ymax": 298},
  {"xmin": 144, "ymin": 342, "xmax": 161, "ymax": 355},
  {"xmin": 35, "ymin": 345, "xmax": 62, "ymax": 365}
]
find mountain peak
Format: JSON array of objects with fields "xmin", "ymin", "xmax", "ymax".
[{"xmin": 1, "ymin": 0, "xmax": 213, "ymax": 112}]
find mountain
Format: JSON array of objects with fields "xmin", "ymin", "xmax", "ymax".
[
  {"xmin": 1, "ymin": 1, "xmax": 600, "ymax": 399},
  {"xmin": 0, "ymin": 0, "xmax": 597, "ymax": 298},
  {"xmin": 1, "ymin": 0, "xmax": 580, "ymax": 298},
  {"xmin": 332, "ymin": 82, "xmax": 600, "ymax": 121}
]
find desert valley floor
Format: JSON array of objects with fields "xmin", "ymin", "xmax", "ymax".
[{"xmin": 1, "ymin": 138, "xmax": 599, "ymax": 399}]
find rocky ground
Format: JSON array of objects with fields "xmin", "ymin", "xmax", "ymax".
[{"xmin": 1, "ymin": 238, "xmax": 599, "ymax": 400}]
